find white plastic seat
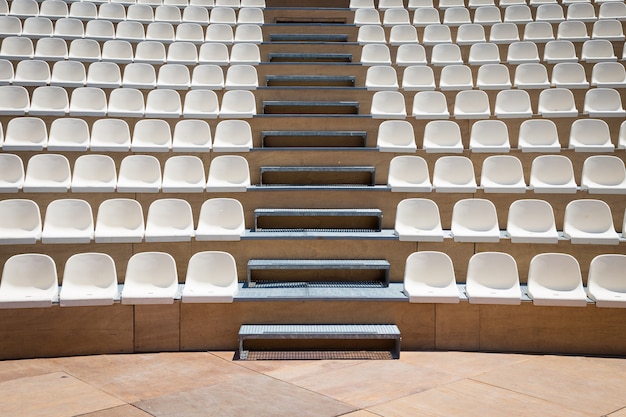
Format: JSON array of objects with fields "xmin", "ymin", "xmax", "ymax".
[
  {"xmin": 238, "ymin": 7, "xmax": 264, "ymax": 24},
  {"xmin": 50, "ymin": 61, "xmax": 85, "ymax": 87},
  {"xmin": 523, "ymin": 21, "xmax": 555, "ymax": 42},
  {"xmin": 3, "ymin": 117, "xmax": 47, "ymax": 151},
  {"xmin": 47, "ymin": 118, "xmax": 88, "ymax": 152},
  {"xmin": 71, "ymin": 154, "xmax": 117, "ymax": 193},
  {"xmin": 354, "ymin": 8, "xmax": 380, "ymax": 25},
  {"xmin": 536, "ymin": 3, "xmax": 564, "ymax": 22},
  {"xmin": 591, "ymin": 62, "xmax": 626, "ymax": 87},
  {"xmin": 456, "ymin": 23, "xmax": 486, "ymax": 44},
  {"xmin": 94, "ymin": 198, "xmax": 144, "ymax": 243},
  {"xmin": 412, "ymin": 91, "xmax": 449, "ymax": 119},
  {"xmin": 100, "ymin": 41, "xmax": 134, "ymax": 64},
  {"xmin": 365, "ymin": 66, "xmax": 399, "ymax": 91},
  {"xmin": 395, "ymin": 44, "xmax": 427, "ymax": 66},
  {"xmin": 144, "ymin": 198, "xmax": 194, "ymax": 242},
  {"xmin": 468, "ymin": 42, "xmax": 501, "ymax": 65},
  {"xmin": 212, "ymin": 119, "xmax": 252, "ymax": 151},
  {"xmin": 443, "ymin": 7, "xmax": 472, "ymax": 25},
  {"xmin": 0, "ymin": 154, "xmax": 24, "ymax": 192},
  {"xmin": 583, "ymin": 88, "xmax": 626, "ymax": 117},
  {"xmin": 481, "ymin": 155, "xmax": 526, "ymax": 193},
  {"xmin": 0, "ymin": 37, "xmax": 34, "ymax": 60},
  {"xmin": 494, "ymin": 89, "xmax": 533, "ymax": 118},
  {"xmin": 507, "ymin": 41, "xmax": 540, "ymax": 64},
  {"xmin": 183, "ymin": 5, "xmax": 209, "ymax": 23},
  {"xmin": 162, "ymin": 155, "xmax": 205, "ymax": 192},
  {"xmin": 599, "ymin": 2, "xmax": 626, "ymax": 20},
  {"xmin": 423, "ymin": 120, "xmax": 463, "ymax": 153},
  {"xmin": 423, "ymin": 24, "xmax": 453, "ymax": 45},
  {"xmin": 543, "ymin": 40, "xmax": 577, "ymax": 64},
  {"xmin": 156, "ymin": 64, "xmax": 191, "ymax": 90},
  {"xmin": 360, "ymin": 43, "xmax": 391, "ymax": 65},
  {"xmin": 592, "ymin": 19, "xmax": 625, "ymax": 40},
  {"xmin": 412, "ymin": 7, "xmax": 440, "ymax": 26},
  {"xmin": 107, "ymin": 88, "xmax": 145, "ymax": 118},
  {"xmin": 564, "ymin": 199, "xmax": 620, "ymax": 244},
  {"xmin": 0, "ymin": 199, "xmax": 41, "ymax": 244},
  {"xmin": 432, "ymin": 156, "xmax": 477, "ymax": 192},
  {"xmin": 451, "ymin": 198, "xmax": 500, "ymax": 242},
  {"xmin": 0, "ymin": 61, "xmax": 15, "ymax": 86},
  {"xmin": 394, "ymin": 199, "xmax": 442, "ymax": 241},
  {"xmin": 23, "ymin": 153, "xmax": 71, "ymax": 193},
  {"xmin": 85, "ymin": 20, "xmax": 115, "ymax": 41},
  {"xmin": 205, "ymin": 23, "xmax": 233, "ymax": 44},
  {"xmin": 59, "ymin": 253, "xmax": 118, "ymax": 307},
  {"xmin": 39, "ymin": 0, "xmax": 68, "ymax": 18},
  {"xmin": 527, "ymin": 253, "xmax": 587, "ymax": 307},
  {"xmin": 401, "ymin": 65, "xmax": 435, "ymax": 90},
  {"xmin": 439, "ymin": 65, "xmax": 473, "ymax": 90},
  {"xmin": 68, "ymin": 39, "xmax": 101, "ymax": 62},
  {"xmin": 569, "ymin": 119, "xmax": 614, "ymax": 152},
  {"xmin": 538, "ymin": 88, "xmax": 578, "ymax": 117},
  {"xmin": 383, "ymin": 8, "xmax": 410, "ymax": 26},
  {"xmin": 156, "ymin": 4, "xmax": 182, "ymax": 23},
  {"xmin": 86, "ymin": 62, "xmax": 122, "ymax": 89},
  {"xmin": 13, "ymin": 60, "xmax": 50, "ymax": 87},
  {"xmin": 22, "ymin": 17, "xmax": 54, "ymax": 39},
  {"xmin": 29, "ymin": 85, "xmax": 69, "ymax": 117},
  {"xmin": 387, "ymin": 155, "xmax": 431, "ymax": 192},
  {"xmin": 581, "ymin": 39, "xmax": 617, "ymax": 62},
  {"xmin": 404, "ymin": 251, "xmax": 459, "ymax": 302},
  {"xmin": 454, "ymin": 90, "xmax": 491, "ymax": 119},
  {"xmin": 54, "ymin": 18, "xmax": 84, "ymax": 39},
  {"xmin": 474, "ymin": 5, "xmax": 502, "ymax": 24},
  {"xmin": 134, "ymin": 41, "xmax": 166, "ymax": 64},
  {"xmin": 121, "ymin": 252, "xmax": 179, "ymax": 305},
  {"xmin": 174, "ymin": 24, "xmax": 204, "ymax": 45},
  {"xmin": 205, "ymin": 155, "xmax": 250, "ymax": 192},
  {"xmin": 489, "ymin": 22, "xmax": 520, "ymax": 43},
  {"xmin": 117, "ymin": 155, "xmax": 162, "ymax": 193},
  {"xmin": 477, "ymin": 64, "xmax": 513, "ymax": 90},
  {"xmin": 0, "ymin": 85, "xmax": 29, "ymax": 115},
  {"xmin": 229, "ymin": 43, "xmax": 260, "ymax": 65},
  {"xmin": 219, "ymin": 89, "xmax": 256, "ymax": 117},
  {"xmin": 513, "ymin": 63, "xmax": 550, "ymax": 89},
  {"xmin": 182, "ymin": 251, "xmax": 238, "ymax": 303},
  {"xmin": 224, "ymin": 64, "xmax": 257, "ymax": 90},
  {"xmin": 470, "ymin": 0, "xmax": 494, "ymax": 7},
  {"xmin": 379, "ymin": 0, "xmax": 404, "ymax": 9},
  {"xmin": 10, "ymin": 0, "xmax": 39, "ymax": 18},
  {"xmin": 377, "ymin": 120, "xmax": 416, "ymax": 152},
  {"xmin": 389, "ymin": 25, "xmax": 419, "ymax": 45},
  {"xmin": 127, "ymin": 4, "xmax": 154, "ymax": 22},
  {"xmin": 439, "ymin": 0, "xmax": 465, "ymax": 9},
  {"xmin": 0, "ymin": 254, "xmax": 57, "ymax": 308},
  {"xmin": 581, "ymin": 155, "xmax": 626, "ymax": 194},
  {"xmin": 504, "ymin": 4, "xmax": 532, "ymax": 23},
  {"xmin": 210, "ymin": 6, "xmax": 236, "ymax": 25},
  {"xmin": 620, "ymin": 120, "xmax": 626, "ymax": 149},
  {"xmin": 0, "ymin": 16, "xmax": 21, "ymax": 37},
  {"xmin": 551, "ymin": 62, "xmax": 588, "ymax": 88},
  {"xmin": 183, "ymin": 89, "xmax": 219, "ymax": 118},
  {"xmin": 69, "ymin": 2, "xmax": 96, "ymax": 20},
  {"xmin": 370, "ymin": 90, "xmax": 406, "ymax": 119},
  {"xmin": 131, "ymin": 119, "xmax": 172, "ymax": 152},
  {"xmin": 530, "ymin": 155, "xmax": 577, "ymax": 193},
  {"xmin": 195, "ymin": 198, "xmax": 245, "ymax": 241},
  {"xmin": 98, "ymin": 2, "xmax": 125, "ymax": 21},
  {"xmin": 506, "ymin": 199, "xmax": 558, "ymax": 243},
  {"xmin": 199, "ymin": 42, "xmax": 229, "ymax": 65},
  {"xmin": 350, "ymin": 0, "xmax": 374, "ymax": 8},
  {"xmin": 567, "ymin": 3, "xmax": 596, "ymax": 21},
  {"xmin": 469, "ymin": 120, "xmax": 510, "ymax": 152},
  {"xmin": 116, "ymin": 21, "xmax": 145, "ymax": 42},
  {"xmin": 42, "ymin": 199, "xmax": 93, "ymax": 244},
  {"xmin": 146, "ymin": 22, "xmax": 176, "ymax": 43},
  {"xmin": 145, "ymin": 89, "xmax": 182, "ymax": 118},
  {"xmin": 465, "ymin": 252, "xmax": 522, "ymax": 305},
  {"xmin": 69, "ymin": 87, "xmax": 107, "ymax": 117},
  {"xmin": 587, "ymin": 254, "xmax": 626, "ymax": 307},
  {"xmin": 172, "ymin": 119, "xmax": 212, "ymax": 151},
  {"xmin": 431, "ymin": 43, "xmax": 463, "ymax": 65},
  {"xmin": 90, "ymin": 118, "xmax": 130, "ymax": 152},
  {"xmin": 33, "ymin": 38, "xmax": 66, "ymax": 63},
  {"xmin": 557, "ymin": 20, "xmax": 589, "ymax": 42},
  {"xmin": 122, "ymin": 63, "xmax": 157, "ymax": 89}
]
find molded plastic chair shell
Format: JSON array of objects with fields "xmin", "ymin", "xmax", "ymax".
[
  {"xmin": 212, "ymin": 119, "xmax": 253, "ymax": 152},
  {"xmin": 517, "ymin": 119, "xmax": 560, "ymax": 152},
  {"xmin": 371, "ymin": 90, "xmax": 406, "ymax": 119},
  {"xmin": 506, "ymin": 199, "xmax": 558, "ymax": 244},
  {"xmin": 404, "ymin": 251, "xmax": 459, "ymax": 302},
  {"xmin": 526, "ymin": 253, "xmax": 587, "ymax": 307},
  {"xmin": 587, "ymin": 254, "xmax": 626, "ymax": 308},
  {"xmin": 377, "ymin": 120, "xmax": 417, "ymax": 152},
  {"xmin": 47, "ymin": 118, "xmax": 89, "ymax": 151},
  {"xmin": 3, "ymin": 117, "xmax": 47, "ymax": 151},
  {"xmin": 476, "ymin": 64, "xmax": 512, "ymax": 89},
  {"xmin": 121, "ymin": 252, "xmax": 179, "ymax": 305},
  {"xmin": 389, "ymin": 25, "xmax": 419, "ymax": 45},
  {"xmin": 132, "ymin": 119, "xmax": 172, "ymax": 152},
  {"xmin": 195, "ymin": 198, "xmax": 245, "ymax": 241},
  {"xmin": 144, "ymin": 198, "xmax": 194, "ymax": 242},
  {"xmin": 563, "ymin": 199, "xmax": 620, "ymax": 244},
  {"xmin": 394, "ymin": 198, "xmax": 443, "ymax": 241},
  {"xmin": 544, "ymin": 40, "xmax": 578, "ymax": 64},
  {"xmin": 581, "ymin": 155, "xmax": 626, "ymax": 194},
  {"xmin": 469, "ymin": 120, "xmax": 510, "ymax": 152},
  {"xmin": 90, "ymin": 118, "xmax": 130, "ymax": 152},
  {"xmin": 205, "ymin": 155, "xmax": 250, "ymax": 192},
  {"xmin": 494, "ymin": 89, "xmax": 533, "ymax": 118},
  {"xmin": 468, "ymin": 42, "xmax": 501, "ymax": 65},
  {"xmin": 358, "ymin": 25, "xmax": 386, "ymax": 44},
  {"xmin": 224, "ymin": 64, "xmax": 258, "ymax": 90},
  {"xmin": 162, "ymin": 155, "xmax": 206, "ymax": 193},
  {"xmin": 514, "ymin": 63, "xmax": 550, "ymax": 89},
  {"xmin": 42, "ymin": 199, "xmax": 94, "ymax": 244},
  {"xmin": 387, "ymin": 155, "xmax": 431, "ymax": 192},
  {"xmin": 439, "ymin": 64, "xmax": 473, "ymax": 90},
  {"xmin": 23, "ymin": 153, "xmax": 71, "ymax": 193},
  {"xmin": 117, "ymin": 155, "xmax": 162, "ymax": 193},
  {"xmin": 480, "ymin": 155, "xmax": 526, "ymax": 193},
  {"xmin": 59, "ymin": 253, "xmax": 118, "ymax": 307},
  {"xmin": 94, "ymin": 198, "xmax": 144, "ymax": 243},
  {"xmin": 172, "ymin": 119, "xmax": 212, "ymax": 151},
  {"xmin": 229, "ymin": 43, "xmax": 260, "ymax": 65},
  {"xmin": 145, "ymin": 89, "xmax": 182, "ymax": 118},
  {"xmin": 465, "ymin": 252, "xmax": 522, "ymax": 305},
  {"xmin": 583, "ymin": 88, "xmax": 626, "ymax": 117},
  {"xmin": 395, "ymin": 44, "xmax": 427, "ymax": 66},
  {"xmin": 412, "ymin": 7, "xmax": 440, "ymax": 27},
  {"xmin": 451, "ymin": 198, "xmax": 500, "ymax": 242},
  {"xmin": 219, "ymin": 89, "xmax": 256, "ymax": 117},
  {"xmin": 71, "ymin": 154, "xmax": 116, "ymax": 193},
  {"xmin": 423, "ymin": 120, "xmax": 463, "ymax": 153},
  {"xmin": 569, "ymin": 119, "xmax": 615, "ymax": 152},
  {"xmin": 182, "ymin": 251, "xmax": 239, "ymax": 302},
  {"xmin": 0, "ymin": 154, "xmax": 25, "ymax": 192},
  {"xmin": 453, "ymin": 90, "xmax": 491, "ymax": 119},
  {"xmin": 69, "ymin": 87, "xmax": 107, "ymax": 117},
  {"xmin": 0, "ymin": 254, "xmax": 58, "ymax": 308},
  {"xmin": 432, "ymin": 156, "xmax": 477, "ymax": 192},
  {"xmin": 401, "ymin": 65, "xmax": 435, "ymax": 90},
  {"xmin": 360, "ymin": 43, "xmax": 391, "ymax": 65},
  {"xmin": 530, "ymin": 155, "xmax": 577, "ymax": 193},
  {"xmin": 551, "ymin": 62, "xmax": 589, "ymax": 89},
  {"xmin": 0, "ymin": 199, "xmax": 41, "ymax": 244},
  {"xmin": 365, "ymin": 65, "xmax": 399, "ymax": 91},
  {"xmin": 591, "ymin": 62, "xmax": 626, "ymax": 88},
  {"xmin": 412, "ymin": 91, "xmax": 449, "ymax": 119},
  {"xmin": 0, "ymin": 85, "xmax": 29, "ymax": 115}
]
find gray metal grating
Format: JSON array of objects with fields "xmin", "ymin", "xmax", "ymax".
[
  {"xmin": 251, "ymin": 281, "xmax": 386, "ymax": 288},
  {"xmin": 243, "ymin": 350, "xmax": 394, "ymax": 360}
]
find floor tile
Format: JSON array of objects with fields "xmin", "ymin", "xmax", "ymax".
[
  {"xmin": 339, "ymin": 410, "xmax": 382, "ymax": 417},
  {"xmin": 134, "ymin": 373, "xmax": 355, "ymax": 417},
  {"xmin": 369, "ymin": 379, "xmax": 594, "ymax": 417},
  {"xmin": 75, "ymin": 405, "xmax": 153, "ymax": 417},
  {"xmin": 53, "ymin": 352, "xmax": 256, "ymax": 403},
  {"xmin": 608, "ymin": 406, "xmax": 626, "ymax": 416},
  {"xmin": 0, "ymin": 372, "xmax": 124, "ymax": 417},
  {"xmin": 399, "ymin": 351, "xmax": 531, "ymax": 378},
  {"xmin": 0, "ymin": 357, "xmax": 64, "ymax": 383}
]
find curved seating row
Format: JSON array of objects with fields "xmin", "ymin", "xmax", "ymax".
[
  {"xmin": 403, "ymin": 251, "xmax": 626, "ymax": 307},
  {"xmin": 0, "ymin": 250, "xmax": 239, "ymax": 308},
  {"xmin": 352, "ymin": 0, "xmax": 624, "ymax": 11},
  {"xmin": 0, "ymin": 60, "xmax": 258, "ymax": 89},
  {"xmin": 371, "ymin": 88, "xmax": 626, "ymax": 119},
  {"xmin": 0, "ymin": 197, "xmax": 245, "ymax": 244},
  {"xmin": 0, "ymin": 153, "xmax": 251, "ymax": 193},
  {"xmin": 363, "ymin": 40, "xmax": 626, "ymax": 66},
  {"xmin": 394, "ymin": 197, "xmax": 624, "ymax": 243},
  {"xmin": 0, "ymin": 85, "xmax": 256, "ymax": 118},
  {"xmin": 367, "ymin": 62, "xmax": 626, "ymax": 92},
  {"xmin": 0, "ymin": 17, "xmax": 263, "ymax": 44},
  {"xmin": 378, "ymin": 118, "xmax": 626, "ymax": 153},
  {"xmin": 2, "ymin": 2, "xmax": 264, "ymax": 25},
  {"xmin": 0, "ymin": 38, "xmax": 260, "ymax": 64}
]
